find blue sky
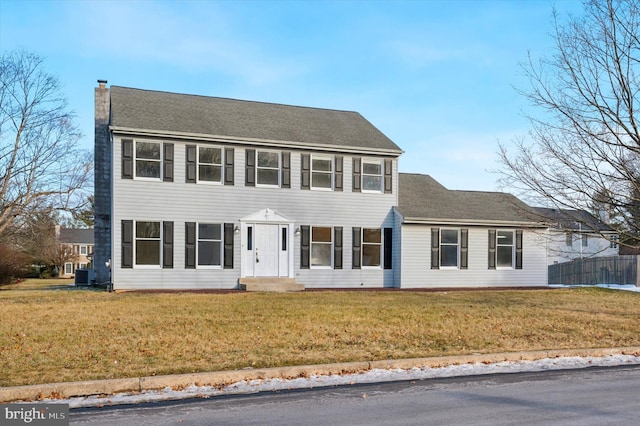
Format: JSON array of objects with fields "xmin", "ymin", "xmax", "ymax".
[{"xmin": 0, "ymin": 0, "xmax": 583, "ymax": 191}]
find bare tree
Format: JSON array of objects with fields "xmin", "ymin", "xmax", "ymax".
[
  {"xmin": 499, "ymin": 0, "xmax": 640, "ymax": 247},
  {"xmin": 0, "ymin": 50, "xmax": 91, "ymax": 240}
]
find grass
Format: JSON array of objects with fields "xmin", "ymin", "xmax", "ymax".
[{"xmin": 2, "ymin": 280, "xmax": 640, "ymax": 387}]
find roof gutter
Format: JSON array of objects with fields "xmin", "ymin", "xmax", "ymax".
[
  {"xmin": 401, "ymin": 217, "xmax": 546, "ymax": 228},
  {"xmin": 109, "ymin": 127, "xmax": 404, "ymax": 156}
]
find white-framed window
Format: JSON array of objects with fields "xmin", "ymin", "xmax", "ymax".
[
  {"xmin": 198, "ymin": 223, "xmax": 222, "ymax": 267},
  {"xmin": 496, "ymin": 230, "xmax": 515, "ymax": 268},
  {"xmin": 64, "ymin": 262, "xmax": 73, "ymax": 275},
  {"xmin": 362, "ymin": 228, "xmax": 381, "ymax": 267},
  {"xmin": 135, "ymin": 221, "xmax": 161, "ymax": 266},
  {"xmin": 135, "ymin": 141, "xmax": 162, "ymax": 180},
  {"xmin": 440, "ymin": 229, "xmax": 460, "ymax": 268},
  {"xmin": 311, "ymin": 155, "xmax": 333, "ymax": 190},
  {"xmin": 256, "ymin": 150, "xmax": 280, "ymax": 186},
  {"xmin": 198, "ymin": 146, "xmax": 223, "ymax": 183},
  {"xmin": 362, "ymin": 159, "xmax": 383, "ymax": 192},
  {"xmin": 79, "ymin": 263, "xmax": 87, "ymax": 270},
  {"xmin": 610, "ymin": 235, "xmax": 618, "ymax": 248},
  {"xmin": 311, "ymin": 226, "xmax": 332, "ymax": 267},
  {"xmin": 79, "ymin": 245, "xmax": 88, "ymax": 255}
]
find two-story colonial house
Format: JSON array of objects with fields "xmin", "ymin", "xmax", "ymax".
[{"xmin": 94, "ymin": 82, "xmax": 549, "ymax": 290}]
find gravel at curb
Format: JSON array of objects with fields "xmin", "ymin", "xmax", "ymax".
[{"xmin": 3, "ymin": 346, "xmax": 640, "ymax": 403}]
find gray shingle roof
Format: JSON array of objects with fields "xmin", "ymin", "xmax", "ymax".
[
  {"xmin": 109, "ymin": 86, "xmax": 402, "ymax": 154},
  {"xmin": 397, "ymin": 173, "xmax": 539, "ymax": 225},
  {"xmin": 59, "ymin": 228, "xmax": 94, "ymax": 244},
  {"xmin": 531, "ymin": 207, "xmax": 613, "ymax": 232}
]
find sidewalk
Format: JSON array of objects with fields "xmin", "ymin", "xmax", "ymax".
[{"xmin": 2, "ymin": 347, "xmax": 640, "ymax": 406}]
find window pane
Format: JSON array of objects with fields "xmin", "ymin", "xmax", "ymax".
[
  {"xmin": 136, "ymin": 240, "xmax": 160, "ymax": 265},
  {"xmin": 136, "ymin": 142, "xmax": 160, "ymax": 159},
  {"xmin": 312, "ymin": 227, "xmax": 332, "ymax": 242},
  {"xmin": 257, "ymin": 169, "xmax": 279, "ymax": 185},
  {"xmin": 136, "ymin": 160, "xmax": 161, "ymax": 178},
  {"xmin": 362, "ymin": 244, "xmax": 381, "ymax": 267},
  {"xmin": 363, "ymin": 228, "xmax": 381, "ymax": 243},
  {"xmin": 441, "ymin": 229, "xmax": 459, "ymax": 244},
  {"xmin": 199, "ymin": 164, "xmax": 222, "ymax": 182},
  {"xmin": 363, "ymin": 162, "xmax": 381, "ymax": 174},
  {"xmin": 441, "ymin": 245, "xmax": 458, "ymax": 267},
  {"xmin": 497, "ymin": 231, "xmax": 513, "ymax": 245},
  {"xmin": 497, "ymin": 246, "xmax": 513, "ymax": 267},
  {"xmin": 199, "ymin": 223, "xmax": 221, "ymax": 240},
  {"xmin": 312, "ymin": 173, "xmax": 332, "ymax": 188},
  {"xmin": 312, "ymin": 158, "xmax": 332, "ymax": 171},
  {"xmin": 257, "ymin": 151, "xmax": 279, "ymax": 168},
  {"xmin": 198, "ymin": 241, "xmax": 221, "ymax": 266},
  {"xmin": 199, "ymin": 147, "xmax": 221, "ymax": 165},
  {"xmin": 311, "ymin": 244, "xmax": 331, "ymax": 266},
  {"xmin": 136, "ymin": 222, "xmax": 160, "ymax": 238},
  {"xmin": 363, "ymin": 176, "xmax": 382, "ymax": 191}
]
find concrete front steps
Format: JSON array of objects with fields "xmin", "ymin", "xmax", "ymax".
[{"xmin": 238, "ymin": 277, "xmax": 305, "ymax": 292}]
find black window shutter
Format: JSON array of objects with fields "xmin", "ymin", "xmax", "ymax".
[
  {"xmin": 224, "ymin": 147, "xmax": 234, "ymax": 185},
  {"xmin": 224, "ymin": 223, "xmax": 234, "ymax": 269},
  {"xmin": 185, "ymin": 145, "xmax": 196, "ymax": 183},
  {"xmin": 163, "ymin": 143, "xmax": 174, "ymax": 182},
  {"xmin": 281, "ymin": 152, "xmax": 291, "ymax": 188},
  {"xmin": 185, "ymin": 222, "xmax": 196, "ymax": 269},
  {"xmin": 122, "ymin": 139, "xmax": 133, "ymax": 179},
  {"xmin": 431, "ymin": 228, "xmax": 440, "ymax": 269},
  {"xmin": 384, "ymin": 227, "xmax": 393, "ymax": 269},
  {"xmin": 460, "ymin": 229, "xmax": 468, "ymax": 269},
  {"xmin": 352, "ymin": 157, "xmax": 361, "ymax": 192},
  {"xmin": 245, "ymin": 149, "xmax": 255, "ymax": 186},
  {"xmin": 334, "ymin": 227, "xmax": 343, "ymax": 269},
  {"xmin": 163, "ymin": 221, "xmax": 174, "ymax": 268},
  {"xmin": 301, "ymin": 225, "xmax": 310, "ymax": 269},
  {"xmin": 352, "ymin": 227, "xmax": 362, "ymax": 269},
  {"xmin": 335, "ymin": 156, "xmax": 343, "ymax": 191},
  {"xmin": 515, "ymin": 230, "xmax": 523, "ymax": 269},
  {"xmin": 301, "ymin": 153, "xmax": 310, "ymax": 190},
  {"xmin": 121, "ymin": 220, "xmax": 133, "ymax": 268},
  {"xmin": 384, "ymin": 159, "xmax": 392, "ymax": 194},
  {"xmin": 488, "ymin": 229, "xmax": 497, "ymax": 269}
]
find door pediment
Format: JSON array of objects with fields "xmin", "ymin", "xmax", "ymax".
[{"xmin": 241, "ymin": 208, "xmax": 293, "ymax": 224}]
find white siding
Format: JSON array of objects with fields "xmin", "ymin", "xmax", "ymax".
[
  {"xmin": 400, "ymin": 224, "xmax": 548, "ymax": 288},
  {"xmin": 111, "ymin": 136, "xmax": 399, "ymax": 290},
  {"xmin": 545, "ymin": 230, "xmax": 618, "ymax": 265}
]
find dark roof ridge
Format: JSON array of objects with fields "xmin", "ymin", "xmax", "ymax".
[{"xmin": 110, "ymin": 85, "xmax": 362, "ymax": 116}]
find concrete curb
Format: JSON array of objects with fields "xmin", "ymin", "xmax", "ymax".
[{"xmin": 2, "ymin": 347, "xmax": 640, "ymax": 403}]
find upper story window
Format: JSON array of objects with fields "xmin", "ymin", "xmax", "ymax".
[
  {"xmin": 582, "ymin": 233, "xmax": 588, "ymax": 247},
  {"xmin": 362, "ymin": 159, "xmax": 383, "ymax": 192},
  {"xmin": 135, "ymin": 141, "xmax": 162, "ymax": 179},
  {"xmin": 198, "ymin": 146, "xmax": 223, "ymax": 183},
  {"xmin": 496, "ymin": 230, "xmax": 515, "ymax": 268},
  {"xmin": 257, "ymin": 150, "xmax": 280, "ymax": 186},
  {"xmin": 311, "ymin": 226, "xmax": 333, "ymax": 267},
  {"xmin": 79, "ymin": 245, "xmax": 88, "ymax": 255},
  {"xmin": 311, "ymin": 156, "xmax": 333, "ymax": 190}
]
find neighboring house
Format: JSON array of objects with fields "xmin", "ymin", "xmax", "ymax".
[
  {"xmin": 532, "ymin": 207, "xmax": 618, "ymax": 265},
  {"xmin": 93, "ymin": 82, "xmax": 549, "ymax": 290},
  {"xmin": 394, "ymin": 174, "xmax": 548, "ymax": 288},
  {"xmin": 57, "ymin": 227, "xmax": 94, "ymax": 277}
]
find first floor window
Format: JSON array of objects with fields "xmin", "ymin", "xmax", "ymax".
[
  {"xmin": 496, "ymin": 230, "xmax": 514, "ymax": 268},
  {"xmin": 198, "ymin": 223, "xmax": 222, "ymax": 266},
  {"xmin": 362, "ymin": 159, "xmax": 383, "ymax": 192},
  {"xmin": 440, "ymin": 229, "xmax": 459, "ymax": 267},
  {"xmin": 135, "ymin": 141, "xmax": 161, "ymax": 179},
  {"xmin": 136, "ymin": 221, "xmax": 161, "ymax": 265},
  {"xmin": 362, "ymin": 228, "xmax": 381, "ymax": 267},
  {"xmin": 311, "ymin": 227, "xmax": 332, "ymax": 267},
  {"xmin": 257, "ymin": 150, "xmax": 280, "ymax": 186},
  {"xmin": 64, "ymin": 263, "xmax": 73, "ymax": 275},
  {"xmin": 198, "ymin": 146, "xmax": 223, "ymax": 183}
]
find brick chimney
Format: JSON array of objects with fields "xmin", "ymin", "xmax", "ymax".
[{"xmin": 94, "ymin": 80, "xmax": 111, "ymax": 284}]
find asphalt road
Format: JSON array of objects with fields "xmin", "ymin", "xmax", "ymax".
[{"xmin": 70, "ymin": 365, "xmax": 640, "ymax": 425}]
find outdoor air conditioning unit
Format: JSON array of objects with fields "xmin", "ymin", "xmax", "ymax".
[{"xmin": 74, "ymin": 269, "xmax": 96, "ymax": 286}]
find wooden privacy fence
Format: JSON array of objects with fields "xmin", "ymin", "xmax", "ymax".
[{"xmin": 548, "ymin": 255, "xmax": 639, "ymax": 285}]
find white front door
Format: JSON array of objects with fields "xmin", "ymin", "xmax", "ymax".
[{"xmin": 255, "ymin": 224, "xmax": 279, "ymax": 276}]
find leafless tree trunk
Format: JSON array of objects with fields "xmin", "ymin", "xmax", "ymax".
[
  {"xmin": 0, "ymin": 50, "xmax": 91, "ymax": 240},
  {"xmin": 499, "ymin": 0, "xmax": 640, "ymax": 247}
]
